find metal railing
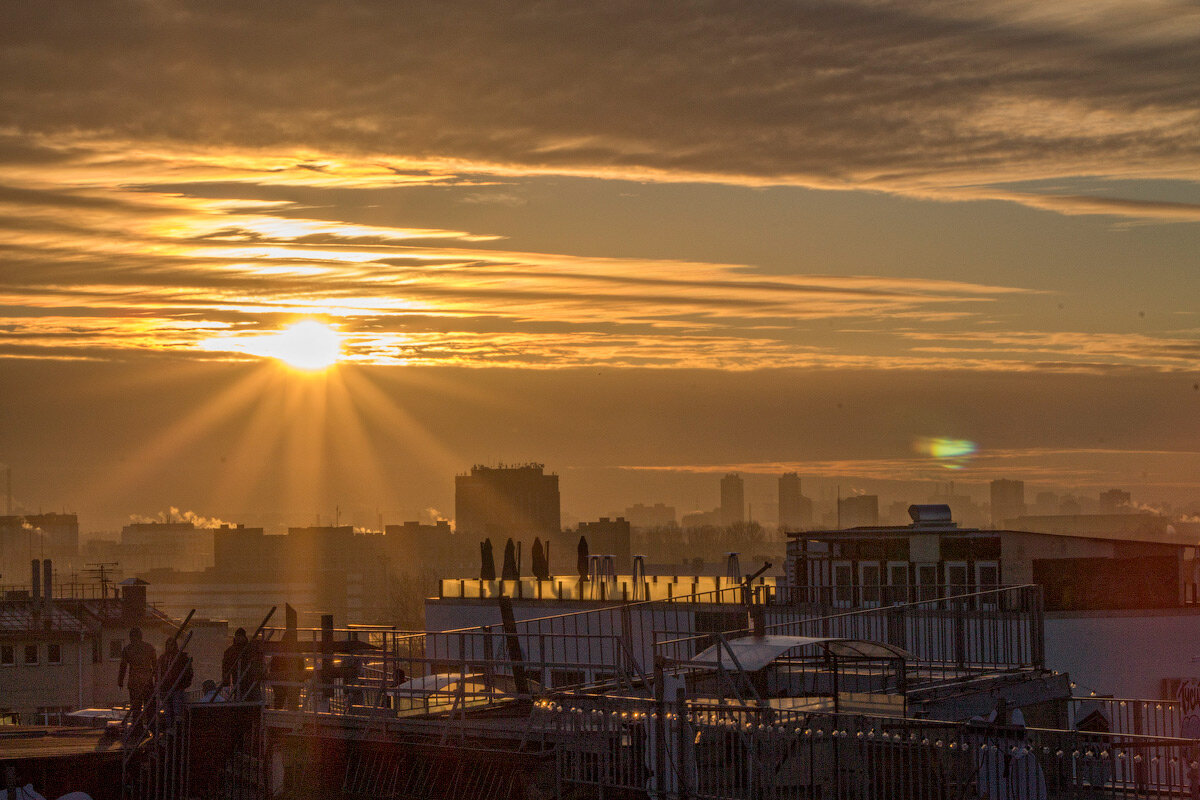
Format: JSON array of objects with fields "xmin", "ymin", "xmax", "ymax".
[
  {"xmin": 1071, "ymin": 697, "xmax": 1185, "ymax": 740},
  {"xmin": 779, "ymin": 582, "xmax": 1010, "ymax": 608},
  {"xmin": 255, "ymin": 623, "xmax": 650, "ymax": 720},
  {"xmin": 255, "ymin": 584, "xmax": 1043, "ymax": 722},
  {"xmin": 438, "ymin": 574, "xmax": 777, "ymax": 603},
  {"xmin": 541, "ymin": 692, "xmax": 1200, "ymax": 799},
  {"xmin": 655, "ymin": 585, "xmax": 1045, "ymax": 682}
]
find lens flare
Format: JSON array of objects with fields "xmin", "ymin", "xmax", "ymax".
[{"xmin": 914, "ymin": 436, "xmax": 977, "ymax": 469}]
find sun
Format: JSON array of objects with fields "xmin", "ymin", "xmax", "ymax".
[{"xmin": 261, "ymin": 320, "xmax": 344, "ymax": 371}]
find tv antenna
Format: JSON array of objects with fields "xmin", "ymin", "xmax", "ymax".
[{"xmin": 85, "ymin": 562, "xmax": 120, "ymax": 600}]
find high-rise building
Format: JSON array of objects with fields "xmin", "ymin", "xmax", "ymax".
[
  {"xmin": 990, "ymin": 479, "xmax": 1026, "ymax": 527},
  {"xmin": 455, "ymin": 463, "xmax": 561, "ymax": 540},
  {"xmin": 720, "ymin": 473, "xmax": 744, "ymax": 526},
  {"xmin": 838, "ymin": 494, "xmax": 879, "ymax": 528},
  {"xmin": 777, "ymin": 473, "xmax": 813, "ymax": 531}
]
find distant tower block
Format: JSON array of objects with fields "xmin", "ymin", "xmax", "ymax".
[
  {"xmin": 778, "ymin": 472, "xmax": 813, "ymax": 531},
  {"xmin": 720, "ymin": 473, "xmax": 745, "ymax": 526},
  {"xmin": 990, "ymin": 479, "xmax": 1026, "ymax": 527}
]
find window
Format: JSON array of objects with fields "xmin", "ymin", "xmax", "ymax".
[
  {"xmin": 0, "ymin": 644, "xmax": 14, "ymax": 666},
  {"xmin": 860, "ymin": 563, "xmax": 881, "ymax": 604},
  {"xmin": 887, "ymin": 561, "xmax": 910, "ymax": 604},
  {"xmin": 109, "ymin": 640, "xmax": 123, "ymax": 660},
  {"xmin": 976, "ymin": 561, "xmax": 1001, "ymax": 610},
  {"xmin": 833, "ymin": 562, "xmax": 853, "ymax": 606},
  {"xmin": 946, "ymin": 562, "xmax": 969, "ymax": 594},
  {"xmin": 24, "ymin": 644, "xmax": 38, "ymax": 665},
  {"xmin": 47, "ymin": 643, "xmax": 62, "ymax": 665},
  {"xmin": 916, "ymin": 564, "xmax": 938, "ymax": 601}
]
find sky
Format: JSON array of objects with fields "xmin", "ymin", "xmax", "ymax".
[{"xmin": 1, "ymin": 1, "xmax": 1198, "ymax": 531}]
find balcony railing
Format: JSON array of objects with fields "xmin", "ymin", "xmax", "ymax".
[
  {"xmin": 542, "ymin": 692, "xmax": 1200, "ymax": 800},
  {"xmin": 655, "ymin": 585, "xmax": 1046, "ymax": 679}
]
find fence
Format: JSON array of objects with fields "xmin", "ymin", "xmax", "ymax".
[
  {"xmin": 779, "ymin": 582, "xmax": 1010, "ymax": 608},
  {"xmin": 253, "ymin": 585, "xmax": 1044, "ymax": 720},
  {"xmin": 656, "ymin": 585, "xmax": 1045, "ymax": 685},
  {"xmin": 1071, "ymin": 697, "xmax": 1185, "ymax": 740},
  {"xmin": 439, "ymin": 573, "xmax": 776, "ymax": 603},
  {"xmin": 543, "ymin": 692, "xmax": 1200, "ymax": 800}
]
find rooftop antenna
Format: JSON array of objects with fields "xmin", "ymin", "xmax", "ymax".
[
  {"xmin": 5, "ymin": 466, "xmax": 11, "ymax": 516},
  {"xmin": 85, "ymin": 562, "xmax": 119, "ymax": 601}
]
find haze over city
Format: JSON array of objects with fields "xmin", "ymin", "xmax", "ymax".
[{"xmin": 1, "ymin": 2, "xmax": 1198, "ymax": 532}]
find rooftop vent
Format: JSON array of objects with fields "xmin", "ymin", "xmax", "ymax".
[{"xmin": 908, "ymin": 504, "xmax": 957, "ymax": 528}]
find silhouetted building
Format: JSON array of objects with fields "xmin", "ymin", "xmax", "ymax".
[
  {"xmin": 383, "ymin": 519, "xmax": 470, "ymax": 576},
  {"xmin": 838, "ymin": 494, "xmax": 879, "ymax": 528},
  {"xmin": 791, "ymin": 503, "xmax": 1200, "ymax": 612},
  {"xmin": 577, "ymin": 517, "xmax": 631, "ymax": 572},
  {"xmin": 777, "ymin": 473, "xmax": 813, "ymax": 531},
  {"xmin": 720, "ymin": 473, "xmax": 744, "ymax": 526},
  {"xmin": 147, "ymin": 523, "xmax": 394, "ymax": 628},
  {"xmin": 623, "ymin": 503, "xmax": 676, "ymax": 530},
  {"xmin": 285, "ymin": 524, "xmax": 356, "ymax": 571},
  {"xmin": 212, "ymin": 524, "xmax": 269, "ymax": 569},
  {"xmin": 455, "ymin": 464, "xmax": 560, "ymax": 540},
  {"xmin": 1099, "ymin": 489, "xmax": 1132, "ymax": 513},
  {"xmin": 990, "ymin": 479, "xmax": 1026, "ymax": 527},
  {"xmin": 120, "ymin": 520, "xmax": 215, "ymax": 573}
]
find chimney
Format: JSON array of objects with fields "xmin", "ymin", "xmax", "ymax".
[
  {"xmin": 43, "ymin": 559, "xmax": 53, "ymax": 614},
  {"xmin": 120, "ymin": 579, "xmax": 148, "ymax": 624},
  {"xmin": 31, "ymin": 559, "xmax": 41, "ymax": 604}
]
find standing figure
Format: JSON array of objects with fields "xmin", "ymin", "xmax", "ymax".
[
  {"xmin": 117, "ymin": 628, "xmax": 157, "ymax": 732},
  {"xmin": 157, "ymin": 637, "xmax": 193, "ymax": 729},
  {"xmin": 222, "ymin": 627, "xmax": 265, "ymax": 702}
]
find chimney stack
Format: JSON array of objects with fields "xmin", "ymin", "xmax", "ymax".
[
  {"xmin": 31, "ymin": 559, "xmax": 40, "ymax": 604},
  {"xmin": 42, "ymin": 559, "xmax": 53, "ymax": 613},
  {"xmin": 120, "ymin": 579, "xmax": 147, "ymax": 624}
]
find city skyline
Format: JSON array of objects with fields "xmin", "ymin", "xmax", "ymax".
[{"xmin": 1, "ymin": 4, "xmax": 1198, "ymax": 527}]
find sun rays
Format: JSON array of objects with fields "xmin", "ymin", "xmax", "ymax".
[{"xmin": 67, "ymin": 357, "xmax": 470, "ymax": 526}]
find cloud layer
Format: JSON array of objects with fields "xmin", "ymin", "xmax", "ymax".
[
  {"xmin": 2, "ymin": 2, "xmax": 1200, "ymax": 208},
  {"xmin": 0, "ymin": 2, "xmax": 1197, "ymax": 370}
]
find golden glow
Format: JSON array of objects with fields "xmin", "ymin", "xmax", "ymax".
[
  {"xmin": 262, "ymin": 321, "xmax": 343, "ymax": 370},
  {"xmin": 204, "ymin": 320, "xmax": 344, "ymax": 371}
]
